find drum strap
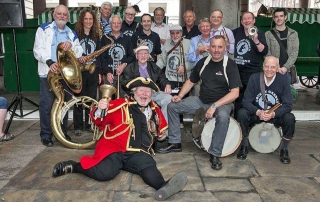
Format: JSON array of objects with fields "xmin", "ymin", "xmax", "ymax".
[
  {"xmin": 260, "ymin": 72, "xmax": 271, "ymax": 110},
  {"xmin": 199, "ymin": 55, "xmax": 229, "ymax": 86}
]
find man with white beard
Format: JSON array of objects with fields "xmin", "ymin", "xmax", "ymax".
[
  {"xmin": 33, "ymin": 4, "xmax": 82, "ymax": 147},
  {"xmin": 156, "ymin": 25, "xmax": 193, "ymax": 128}
]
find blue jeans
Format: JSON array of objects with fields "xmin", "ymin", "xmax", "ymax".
[
  {"xmin": 39, "ymin": 78, "xmax": 71, "ymax": 140},
  {"xmin": 167, "ymin": 96, "xmax": 233, "ymax": 157},
  {"xmin": 0, "ymin": 97, "xmax": 8, "ymax": 109}
]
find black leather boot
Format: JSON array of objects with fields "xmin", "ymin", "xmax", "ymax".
[
  {"xmin": 52, "ymin": 160, "xmax": 75, "ymax": 177},
  {"xmin": 156, "ymin": 143, "xmax": 182, "ymax": 154},
  {"xmin": 210, "ymin": 155, "xmax": 222, "ymax": 170},
  {"xmin": 280, "ymin": 149, "xmax": 291, "ymax": 164},
  {"xmin": 155, "ymin": 172, "xmax": 188, "ymax": 201},
  {"xmin": 237, "ymin": 145, "xmax": 248, "ymax": 160}
]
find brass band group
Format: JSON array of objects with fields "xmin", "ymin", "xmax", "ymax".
[{"xmin": 31, "ymin": 2, "xmax": 298, "ymax": 201}]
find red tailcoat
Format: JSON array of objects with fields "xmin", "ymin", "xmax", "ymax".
[{"xmin": 80, "ymin": 98, "xmax": 168, "ymax": 169}]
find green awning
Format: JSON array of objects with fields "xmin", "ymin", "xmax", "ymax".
[
  {"xmin": 37, "ymin": 6, "xmax": 126, "ymax": 25},
  {"xmin": 265, "ymin": 7, "xmax": 320, "ymax": 24}
]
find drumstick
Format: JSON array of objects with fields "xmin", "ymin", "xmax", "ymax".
[{"xmin": 266, "ymin": 103, "xmax": 282, "ymax": 114}]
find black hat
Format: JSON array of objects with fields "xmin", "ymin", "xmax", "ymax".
[
  {"xmin": 125, "ymin": 77, "xmax": 159, "ymax": 92},
  {"xmin": 132, "ymin": 5, "xmax": 141, "ymax": 13}
]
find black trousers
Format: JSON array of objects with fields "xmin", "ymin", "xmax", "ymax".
[
  {"xmin": 73, "ymin": 71, "xmax": 98, "ymax": 130},
  {"xmin": 237, "ymin": 108, "xmax": 296, "ymax": 140},
  {"xmin": 234, "ymin": 84, "xmax": 247, "ymax": 120},
  {"xmin": 74, "ymin": 152, "xmax": 165, "ymax": 190}
]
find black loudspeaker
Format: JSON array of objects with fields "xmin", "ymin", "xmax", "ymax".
[{"xmin": 0, "ymin": 0, "xmax": 26, "ymax": 28}]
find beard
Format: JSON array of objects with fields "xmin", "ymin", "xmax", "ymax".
[
  {"xmin": 134, "ymin": 94, "xmax": 152, "ymax": 107},
  {"xmin": 172, "ymin": 38, "xmax": 180, "ymax": 43},
  {"xmin": 55, "ymin": 20, "xmax": 67, "ymax": 27}
]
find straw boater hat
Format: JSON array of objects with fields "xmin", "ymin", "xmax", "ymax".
[{"xmin": 126, "ymin": 77, "xmax": 160, "ymax": 92}]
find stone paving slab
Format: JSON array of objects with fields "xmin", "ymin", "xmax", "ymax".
[
  {"xmin": 251, "ymin": 177, "xmax": 320, "ymax": 202},
  {"xmin": 0, "ymin": 119, "xmax": 320, "ymax": 201}
]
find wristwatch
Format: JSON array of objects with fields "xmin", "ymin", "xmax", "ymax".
[
  {"xmin": 212, "ymin": 103, "xmax": 217, "ymax": 109},
  {"xmin": 255, "ymin": 41, "xmax": 260, "ymax": 45}
]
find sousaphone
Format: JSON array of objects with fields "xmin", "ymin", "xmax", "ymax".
[{"xmin": 48, "ymin": 36, "xmax": 114, "ymax": 149}]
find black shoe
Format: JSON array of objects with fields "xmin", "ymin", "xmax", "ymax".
[
  {"xmin": 280, "ymin": 149, "xmax": 291, "ymax": 164},
  {"xmin": 210, "ymin": 155, "xmax": 222, "ymax": 170},
  {"xmin": 41, "ymin": 138, "xmax": 53, "ymax": 147},
  {"xmin": 237, "ymin": 145, "xmax": 248, "ymax": 160},
  {"xmin": 157, "ymin": 143, "xmax": 182, "ymax": 154},
  {"xmin": 192, "ymin": 137, "xmax": 204, "ymax": 150},
  {"xmin": 155, "ymin": 172, "xmax": 188, "ymax": 201},
  {"xmin": 52, "ymin": 160, "xmax": 75, "ymax": 177},
  {"xmin": 65, "ymin": 134, "xmax": 72, "ymax": 141}
]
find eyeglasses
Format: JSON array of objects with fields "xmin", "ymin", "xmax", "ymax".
[
  {"xmin": 125, "ymin": 13, "xmax": 135, "ymax": 17},
  {"xmin": 111, "ymin": 22, "xmax": 121, "ymax": 25}
]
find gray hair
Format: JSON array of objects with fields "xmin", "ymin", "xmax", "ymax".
[
  {"xmin": 53, "ymin": 4, "xmax": 70, "ymax": 18},
  {"xmin": 110, "ymin": 15, "xmax": 122, "ymax": 24},
  {"xmin": 101, "ymin": 1, "xmax": 113, "ymax": 9},
  {"xmin": 183, "ymin": 10, "xmax": 195, "ymax": 18},
  {"xmin": 131, "ymin": 87, "xmax": 156, "ymax": 94},
  {"xmin": 125, "ymin": 6, "xmax": 135, "ymax": 13},
  {"xmin": 198, "ymin": 18, "xmax": 210, "ymax": 30}
]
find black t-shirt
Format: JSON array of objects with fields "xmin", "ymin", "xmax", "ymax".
[
  {"xmin": 233, "ymin": 26, "xmax": 268, "ymax": 85},
  {"xmin": 121, "ymin": 20, "xmax": 141, "ymax": 37},
  {"xmin": 131, "ymin": 29, "xmax": 162, "ymax": 60},
  {"xmin": 100, "ymin": 33, "xmax": 135, "ymax": 75},
  {"xmin": 278, "ymin": 27, "xmax": 288, "ymax": 67},
  {"xmin": 79, "ymin": 33, "xmax": 99, "ymax": 74},
  {"xmin": 189, "ymin": 57, "xmax": 242, "ymax": 104},
  {"xmin": 182, "ymin": 24, "xmax": 201, "ymax": 39}
]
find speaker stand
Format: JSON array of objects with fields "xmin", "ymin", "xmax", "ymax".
[{"xmin": 4, "ymin": 29, "xmax": 39, "ymax": 134}]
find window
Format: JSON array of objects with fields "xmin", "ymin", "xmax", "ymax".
[
  {"xmin": 78, "ymin": 3, "xmax": 97, "ymax": 7},
  {"xmin": 149, "ymin": 3, "xmax": 167, "ymax": 14}
]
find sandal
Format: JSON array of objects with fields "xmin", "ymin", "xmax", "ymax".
[{"xmin": 0, "ymin": 133, "xmax": 15, "ymax": 142}]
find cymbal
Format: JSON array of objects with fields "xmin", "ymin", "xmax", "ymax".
[{"xmin": 192, "ymin": 108, "xmax": 206, "ymax": 138}]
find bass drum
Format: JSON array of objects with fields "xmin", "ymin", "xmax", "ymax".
[
  {"xmin": 248, "ymin": 123, "xmax": 281, "ymax": 153},
  {"xmin": 201, "ymin": 117, "xmax": 242, "ymax": 157}
]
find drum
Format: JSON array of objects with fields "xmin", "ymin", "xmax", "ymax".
[
  {"xmin": 201, "ymin": 117, "xmax": 242, "ymax": 157},
  {"xmin": 248, "ymin": 123, "xmax": 282, "ymax": 153}
]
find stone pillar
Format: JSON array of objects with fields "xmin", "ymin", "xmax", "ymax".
[
  {"xmin": 59, "ymin": 0, "xmax": 68, "ymax": 6},
  {"xmin": 179, "ymin": 0, "xmax": 240, "ymax": 29},
  {"xmin": 239, "ymin": 0, "xmax": 249, "ymax": 15},
  {"xmin": 191, "ymin": 0, "xmax": 211, "ymax": 25},
  {"xmin": 299, "ymin": 0, "xmax": 309, "ymax": 8},
  {"xmin": 210, "ymin": 0, "xmax": 240, "ymax": 29},
  {"xmin": 33, "ymin": 0, "xmax": 46, "ymax": 17},
  {"xmin": 119, "ymin": 0, "xmax": 128, "ymax": 6},
  {"xmin": 179, "ymin": 0, "xmax": 193, "ymax": 25}
]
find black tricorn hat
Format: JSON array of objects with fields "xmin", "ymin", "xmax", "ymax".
[
  {"xmin": 132, "ymin": 5, "xmax": 141, "ymax": 13},
  {"xmin": 125, "ymin": 77, "xmax": 159, "ymax": 92}
]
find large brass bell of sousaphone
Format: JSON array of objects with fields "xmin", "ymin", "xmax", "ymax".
[
  {"xmin": 100, "ymin": 84, "xmax": 117, "ymax": 99},
  {"xmin": 56, "ymin": 43, "xmax": 82, "ymax": 94}
]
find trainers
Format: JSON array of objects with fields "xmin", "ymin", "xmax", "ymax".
[
  {"xmin": 0, "ymin": 133, "xmax": 15, "ymax": 142},
  {"xmin": 192, "ymin": 137, "xmax": 204, "ymax": 150},
  {"xmin": 74, "ymin": 130, "xmax": 82, "ymax": 136}
]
